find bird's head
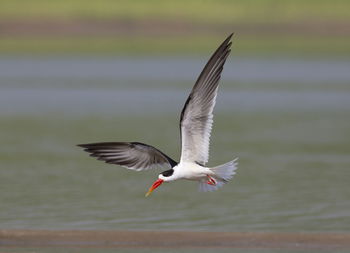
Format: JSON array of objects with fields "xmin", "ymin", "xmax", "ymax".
[{"xmin": 145, "ymin": 169, "xmax": 174, "ymax": 197}]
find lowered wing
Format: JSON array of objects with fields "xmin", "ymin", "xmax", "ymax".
[{"xmin": 78, "ymin": 142, "xmax": 177, "ymax": 171}]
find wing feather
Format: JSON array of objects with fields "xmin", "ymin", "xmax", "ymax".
[
  {"xmin": 180, "ymin": 34, "xmax": 233, "ymax": 164},
  {"xmin": 78, "ymin": 142, "xmax": 177, "ymax": 171}
]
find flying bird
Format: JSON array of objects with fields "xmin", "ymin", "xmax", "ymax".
[{"xmin": 78, "ymin": 34, "xmax": 238, "ymax": 196}]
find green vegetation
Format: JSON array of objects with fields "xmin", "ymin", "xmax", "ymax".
[
  {"xmin": 1, "ymin": 0, "xmax": 349, "ymax": 23},
  {"xmin": 1, "ymin": 35, "xmax": 349, "ymax": 57},
  {"xmin": 0, "ymin": 0, "xmax": 349, "ymax": 56}
]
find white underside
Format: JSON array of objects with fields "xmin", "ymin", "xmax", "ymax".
[
  {"xmin": 161, "ymin": 158, "xmax": 238, "ymax": 192},
  {"xmin": 170, "ymin": 162, "xmax": 213, "ymax": 181}
]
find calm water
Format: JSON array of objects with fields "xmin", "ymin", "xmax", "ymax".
[{"xmin": 0, "ymin": 57, "xmax": 349, "ymax": 232}]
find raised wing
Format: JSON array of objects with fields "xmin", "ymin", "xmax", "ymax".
[
  {"xmin": 180, "ymin": 34, "xmax": 233, "ymax": 165},
  {"xmin": 78, "ymin": 142, "xmax": 177, "ymax": 171}
]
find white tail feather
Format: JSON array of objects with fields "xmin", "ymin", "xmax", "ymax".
[
  {"xmin": 198, "ymin": 158, "xmax": 238, "ymax": 192},
  {"xmin": 212, "ymin": 158, "xmax": 238, "ymax": 181}
]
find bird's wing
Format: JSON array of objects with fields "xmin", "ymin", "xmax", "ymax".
[
  {"xmin": 78, "ymin": 142, "xmax": 177, "ymax": 171},
  {"xmin": 179, "ymin": 34, "xmax": 233, "ymax": 165}
]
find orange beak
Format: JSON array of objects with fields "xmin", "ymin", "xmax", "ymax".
[{"xmin": 145, "ymin": 179, "xmax": 164, "ymax": 197}]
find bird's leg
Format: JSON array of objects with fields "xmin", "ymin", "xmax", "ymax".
[{"xmin": 206, "ymin": 175, "xmax": 217, "ymax": 185}]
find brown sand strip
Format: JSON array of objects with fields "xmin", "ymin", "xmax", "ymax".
[
  {"xmin": 1, "ymin": 19, "xmax": 349, "ymax": 37},
  {"xmin": 1, "ymin": 230, "xmax": 350, "ymax": 249}
]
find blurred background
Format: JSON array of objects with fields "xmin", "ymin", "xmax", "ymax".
[
  {"xmin": 0, "ymin": 0, "xmax": 349, "ymax": 56},
  {"xmin": 1, "ymin": 0, "xmax": 350, "ymax": 234}
]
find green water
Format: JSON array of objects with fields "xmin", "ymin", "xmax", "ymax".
[{"xmin": 0, "ymin": 57, "xmax": 349, "ymax": 233}]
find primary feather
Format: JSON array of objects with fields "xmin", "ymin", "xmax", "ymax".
[
  {"xmin": 180, "ymin": 33, "xmax": 233, "ymax": 165},
  {"xmin": 78, "ymin": 142, "xmax": 177, "ymax": 171}
]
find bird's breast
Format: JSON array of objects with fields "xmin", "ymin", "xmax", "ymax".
[{"xmin": 173, "ymin": 162, "xmax": 210, "ymax": 181}]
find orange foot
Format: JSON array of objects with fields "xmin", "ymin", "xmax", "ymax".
[{"xmin": 206, "ymin": 175, "xmax": 217, "ymax": 185}]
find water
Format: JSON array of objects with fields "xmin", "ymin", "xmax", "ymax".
[
  {"xmin": 1, "ymin": 56, "xmax": 350, "ymax": 83},
  {"xmin": 0, "ymin": 56, "xmax": 349, "ymax": 233}
]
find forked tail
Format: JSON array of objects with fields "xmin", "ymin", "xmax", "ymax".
[{"xmin": 198, "ymin": 158, "xmax": 238, "ymax": 192}]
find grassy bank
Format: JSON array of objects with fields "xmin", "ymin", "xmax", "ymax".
[
  {"xmin": 1, "ymin": 35, "xmax": 349, "ymax": 57},
  {"xmin": 1, "ymin": 0, "xmax": 349, "ymax": 24},
  {"xmin": 0, "ymin": 0, "xmax": 349, "ymax": 56}
]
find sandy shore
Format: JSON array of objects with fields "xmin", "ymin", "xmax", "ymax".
[
  {"xmin": 1, "ymin": 230, "xmax": 350, "ymax": 249},
  {"xmin": 1, "ymin": 19, "xmax": 349, "ymax": 37}
]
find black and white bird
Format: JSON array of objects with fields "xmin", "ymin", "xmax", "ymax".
[{"xmin": 78, "ymin": 34, "xmax": 238, "ymax": 196}]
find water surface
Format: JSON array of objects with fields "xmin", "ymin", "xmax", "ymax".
[{"xmin": 0, "ymin": 57, "xmax": 349, "ymax": 232}]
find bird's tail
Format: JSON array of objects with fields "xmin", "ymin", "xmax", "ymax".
[{"xmin": 198, "ymin": 158, "xmax": 238, "ymax": 192}]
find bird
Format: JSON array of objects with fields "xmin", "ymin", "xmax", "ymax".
[{"xmin": 78, "ymin": 33, "xmax": 238, "ymax": 196}]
